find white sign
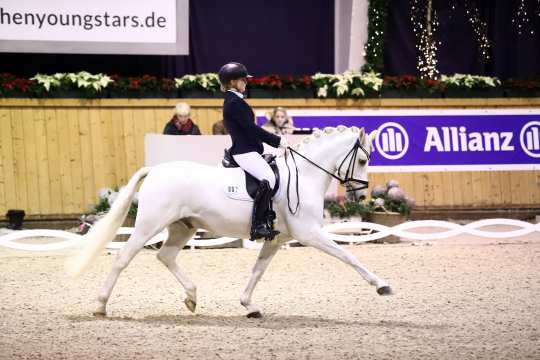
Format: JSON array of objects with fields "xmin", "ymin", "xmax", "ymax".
[{"xmin": 0, "ymin": 0, "xmax": 188, "ymax": 54}]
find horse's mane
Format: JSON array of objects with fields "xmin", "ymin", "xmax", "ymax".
[{"xmin": 289, "ymin": 125, "xmax": 362, "ymax": 152}]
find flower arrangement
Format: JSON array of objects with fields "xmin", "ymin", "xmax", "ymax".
[
  {"xmin": 174, "ymin": 73, "xmax": 220, "ymax": 92},
  {"xmin": 325, "ymin": 197, "xmax": 371, "ymax": 219},
  {"xmin": 31, "ymin": 71, "xmax": 113, "ymax": 94},
  {"xmin": 109, "ymin": 74, "xmax": 176, "ymax": 96},
  {"xmin": 312, "ymin": 70, "xmax": 383, "ymax": 98},
  {"xmin": 324, "ymin": 180, "xmax": 414, "ymax": 221},
  {"xmin": 90, "ymin": 187, "xmax": 138, "ymax": 218},
  {"xmin": 440, "ymin": 73, "xmax": 501, "ymax": 89},
  {"xmin": 0, "ymin": 73, "xmax": 41, "ymax": 97},
  {"xmin": 368, "ymin": 180, "xmax": 415, "ymax": 216},
  {"xmin": 383, "ymin": 75, "xmax": 442, "ymax": 91},
  {"xmin": 1, "ymin": 71, "xmax": 536, "ymax": 99}
]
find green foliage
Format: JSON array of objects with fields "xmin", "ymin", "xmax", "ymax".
[
  {"xmin": 363, "ymin": 0, "xmax": 389, "ymax": 73},
  {"xmin": 326, "ymin": 201, "xmax": 371, "ymax": 219}
]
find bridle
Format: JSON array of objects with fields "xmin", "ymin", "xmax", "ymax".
[{"xmin": 284, "ymin": 139, "xmax": 371, "ymax": 214}]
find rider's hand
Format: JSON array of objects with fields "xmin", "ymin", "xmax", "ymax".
[{"xmin": 279, "ymin": 136, "xmax": 289, "ymax": 149}]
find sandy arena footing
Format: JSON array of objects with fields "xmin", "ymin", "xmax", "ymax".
[{"xmin": 0, "ymin": 231, "xmax": 539, "ymax": 360}]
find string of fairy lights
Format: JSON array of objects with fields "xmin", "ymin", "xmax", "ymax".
[
  {"xmin": 364, "ymin": 1, "xmax": 539, "ymax": 76},
  {"xmin": 512, "ymin": 0, "xmax": 539, "ymax": 35},
  {"xmin": 462, "ymin": 2, "xmax": 491, "ymax": 62},
  {"xmin": 410, "ymin": 0, "xmax": 440, "ymax": 79}
]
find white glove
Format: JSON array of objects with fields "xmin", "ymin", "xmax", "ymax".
[{"xmin": 279, "ymin": 136, "xmax": 289, "ymax": 149}]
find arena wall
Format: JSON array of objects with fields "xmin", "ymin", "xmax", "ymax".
[{"xmin": 0, "ymin": 98, "xmax": 539, "ymax": 218}]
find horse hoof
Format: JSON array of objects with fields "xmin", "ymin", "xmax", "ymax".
[
  {"xmin": 93, "ymin": 310, "xmax": 106, "ymax": 317},
  {"xmin": 246, "ymin": 311, "xmax": 262, "ymax": 319},
  {"xmin": 184, "ymin": 298, "xmax": 197, "ymax": 313},
  {"xmin": 377, "ymin": 286, "xmax": 393, "ymax": 296}
]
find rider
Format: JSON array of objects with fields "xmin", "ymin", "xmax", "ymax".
[{"xmin": 218, "ymin": 62, "xmax": 288, "ymax": 241}]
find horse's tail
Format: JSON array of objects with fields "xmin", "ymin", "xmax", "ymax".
[{"xmin": 66, "ymin": 166, "xmax": 152, "ymax": 278}]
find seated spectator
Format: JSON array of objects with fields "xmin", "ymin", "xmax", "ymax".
[
  {"xmin": 163, "ymin": 102, "xmax": 201, "ymax": 135},
  {"xmin": 212, "ymin": 119, "xmax": 229, "ymax": 135},
  {"xmin": 262, "ymin": 107, "xmax": 294, "ymax": 135}
]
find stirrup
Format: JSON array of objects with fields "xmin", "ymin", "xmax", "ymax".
[{"xmin": 250, "ymin": 224, "xmax": 280, "ymax": 241}]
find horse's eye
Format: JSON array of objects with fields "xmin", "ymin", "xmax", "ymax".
[{"xmin": 359, "ymin": 159, "xmax": 367, "ymax": 165}]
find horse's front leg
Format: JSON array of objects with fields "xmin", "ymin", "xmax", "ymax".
[
  {"xmin": 240, "ymin": 239, "xmax": 282, "ymax": 318},
  {"xmin": 295, "ymin": 227, "xmax": 392, "ymax": 295}
]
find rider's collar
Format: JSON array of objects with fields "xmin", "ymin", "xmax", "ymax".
[{"xmin": 227, "ymin": 89, "xmax": 244, "ymax": 99}]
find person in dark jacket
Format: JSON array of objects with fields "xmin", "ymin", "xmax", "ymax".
[
  {"xmin": 163, "ymin": 102, "xmax": 201, "ymax": 135},
  {"xmin": 219, "ymin": 62, "xmax": 288, "ymax": 241}
]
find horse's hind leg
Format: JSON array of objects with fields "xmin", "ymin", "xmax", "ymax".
[
  {"xmin": 296, "ymin": 227, "xmax": 392, "ymax": 295},
  {"xmin": 94, "ymin": 222, "xmax": 167, "ymax": 316},
  {"xmin": 156, "ymin": 221, "xmax": 198, "ymax": 312}
]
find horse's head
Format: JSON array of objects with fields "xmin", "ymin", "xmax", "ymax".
[
  {"xmin": 290, "ymin": 126, "xmax": 376, "ymax": 201},
  {"xmin": 333, "ymin": 126, "xmax": 376, "ymax": 202}
]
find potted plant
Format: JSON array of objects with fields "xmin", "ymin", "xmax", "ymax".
[
  {"xmin": 312, "ymin": 70, "xmax": 382, "ymax": 99},
  {"xmin": 0, "ymin": 73, "xmax": 42, "ymax": 98},
  {"xmin": 175, "ymin": 73, "xmax": 222, "ymax": 98},
  {"xmin": 324, "ymin": 194, "xmax": 371, "ymax": 223},
  {"xmin": 381, "ymin": 75, "xmax": 443, "ymax": 98},
  {"xmin": 87, "ymin": 187, "xmax": 138, "ymax": 228},
  {"xmin": 441, "ymin": 73, "xmax": 503, "ymax": 98},
  {"xmin": 247, "ymin": 75, "xmax": 284, "ymax": 98},
  {"xmin": 502, "ymin": 78, "xmax": 540, "ymax": 98},
  {"xmin": 365, "ymin": 180, "xmax": 415, "ymax": 243},
  {"xmin": 30, "ymin": 72, "xmax": 112, "ymax": 98}
]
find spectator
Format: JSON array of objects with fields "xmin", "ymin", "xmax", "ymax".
[
  {"xmin": 262, "ymin": 107, "xmax": 295, "ymax": 135},
  {"xmin": 212, "ymin": 119, "xmax": 229, "ymax": 135},
  {"xmin": 163, "ymin": 102, "xmax": 201, "ymax": 135}
]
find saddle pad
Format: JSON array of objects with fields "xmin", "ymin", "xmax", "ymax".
[
  {"xmin": 223, "ymin": 167, "xmax": 280, "ymax": 202},
  {"xmin": 224, "ymin": 168, "xmax": 254, "ymax": 202}
]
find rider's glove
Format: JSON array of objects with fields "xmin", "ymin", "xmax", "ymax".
[{"xmin": 279, "ymin": 137, "xmax": 289, "ymax": 149}]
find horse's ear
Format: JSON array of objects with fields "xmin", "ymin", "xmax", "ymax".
[
  {"xmin": 369, "ymin": 130, "xmax": 378, "ymax": 150},
  {"xmin": 358, "ymin": 127, "xmax": 365, "ymax": 142}
]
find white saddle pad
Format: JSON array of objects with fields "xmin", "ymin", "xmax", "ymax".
[
  {"xmin": 223, "ymin": 168, "xmax": 254, "ymax": 202},
  {"xmin": 223, "ymin": 167, "xmax": 280, "ymax": 202}
]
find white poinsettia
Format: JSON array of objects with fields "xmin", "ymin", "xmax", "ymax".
[
  {"xmin": 317, "ymin": 84, "xmax": 328, "ymax": 98},
  {"xmin": 333, "ymin": 75, "xmax": 350, "ymax": 96},
  {"xmin": 351, "ymin": 87, "xmax": 365, "ymax": 97},
  {"xmin": 196, "ymin": 73, "xmax": 220, "ymax": 90},
  {"xmin": 30, "ymin": 73, "xmax": 61, "ymax": 91},
  {"xmin": 441, "ymin": 73, "xmax": 500, "ymax": 88},
  {"xmin": 31, "ymin": 71, "xmax": 112, "ymax": 92},
  {"xmin": 174, "ymin": 74, "xmax": 197, "ymax": 88},
  {"xmin": 175, "ymin": 73, "xmax": 219, "ymax": 90},
  {"xmin": 312, "ymin": 70, "xmax": 383, "ymax": 97}
]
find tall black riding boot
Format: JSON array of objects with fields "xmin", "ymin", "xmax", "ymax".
[{"xmin": 250, "ymin": 180, "xmax": 280, "ymax": 241}]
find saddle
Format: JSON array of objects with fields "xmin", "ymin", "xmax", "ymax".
[{"xmin": 222, "ymin": 149, "xmax": 280, "ymax": 200}]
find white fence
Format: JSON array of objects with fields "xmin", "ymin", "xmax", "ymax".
[{"xmin": 0, "ymin": 219, "xmax": 539, "ymax": 252}]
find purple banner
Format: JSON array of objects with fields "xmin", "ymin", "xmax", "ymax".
[{"xmin": 256, "ymin": 109, "xmax": 540, "ymax": 171}]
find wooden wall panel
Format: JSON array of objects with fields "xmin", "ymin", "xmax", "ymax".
[{"xmin": 0, "ymin": 98, "xmax": 538, "ymax": 218}]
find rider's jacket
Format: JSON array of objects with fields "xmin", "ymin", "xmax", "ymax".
[{"xmin": 223, "ymin": 91, "xmax": 281, "ymax": 155}]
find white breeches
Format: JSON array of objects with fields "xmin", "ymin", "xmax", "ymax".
[{"xmin": 232, "ymin": 152, "xmax": 276, "ymax": 189}]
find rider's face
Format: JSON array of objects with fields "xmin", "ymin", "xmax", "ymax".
[{"xmin": 231, "ymin": 78, "xmax": 247, "ymax": 93}]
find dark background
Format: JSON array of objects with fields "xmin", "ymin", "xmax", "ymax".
[
  {"xmin": 1, "ymin": 1, "xmax": 539, "ymax": 79},
  {"xmin": 384, "ymin": 0, "xmax": 540, "ymax": 79},
  {"xmin": 0, "ymin": 0, "xmax": 335, "ymax": 77}
]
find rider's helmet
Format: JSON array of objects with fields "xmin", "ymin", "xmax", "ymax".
[{"xmin": 218, "ymin": 62, "xmax": 252, "ymax": 86}]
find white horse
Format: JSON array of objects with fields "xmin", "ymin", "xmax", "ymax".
[{"xmin": 67, "ymin": 125, "xmax": 392, "ymax": 318}]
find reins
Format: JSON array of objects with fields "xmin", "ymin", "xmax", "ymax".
[{"xmin": 283, "ymin": 140, "xmax": 371, "ymax": 215}]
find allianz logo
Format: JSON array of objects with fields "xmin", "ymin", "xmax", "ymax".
[
  {"xmin": 375, "ymin": 121, "xmax": 540, "ymax": 159},
  {"xmin": 424, "ymin": 127, "xmax": 514, "ymax": 152}
]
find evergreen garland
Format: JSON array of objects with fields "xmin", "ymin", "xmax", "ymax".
[{"xmin": 363, "ymin": 0, "xmax": 389, "ymax": 73}]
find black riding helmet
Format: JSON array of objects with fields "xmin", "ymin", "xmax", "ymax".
[{"xmin": 218, "ymin": 62, "xmax": 252, "ymax": 85}]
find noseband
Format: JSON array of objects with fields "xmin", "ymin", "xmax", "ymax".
[{"xmin": 284, "ymin": 139, "xmax": 371, "ymax": 214}]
